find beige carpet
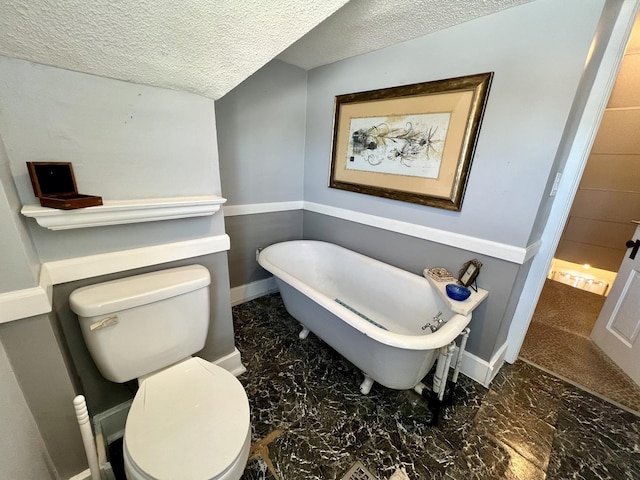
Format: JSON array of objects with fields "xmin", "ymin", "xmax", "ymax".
[{"xmin": 519, "ymin": 279, "xmax": 640, "ymax": 414}]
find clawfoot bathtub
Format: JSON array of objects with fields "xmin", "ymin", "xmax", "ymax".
[{"xmin": 258, "ymin": 240, "xmax": 472, "ymax": 394}]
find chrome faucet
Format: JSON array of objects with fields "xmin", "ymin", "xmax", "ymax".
[
  {"xmin": 429, "ymin": 317, "xmax": 445, "ymax": 332},
  {"xmin": 421, "ymin": 311, "xmax": 445, "ymax": 332}
]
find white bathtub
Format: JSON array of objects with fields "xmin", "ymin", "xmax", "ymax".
[{"xmin": 257, "ymin": 240, "xmax": 472, "ymax": 393}]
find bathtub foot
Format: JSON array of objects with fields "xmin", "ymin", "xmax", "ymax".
[
  {"xmin": 360, "ymin": 375, "xmax": 374, "ymax": 395},
  {"xmin": 298, "ymin": 326, "xmax": 310, "ymax": 340}
]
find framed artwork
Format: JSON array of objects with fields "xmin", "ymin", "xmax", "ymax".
[{"xmin": 329, "ymin": 72, "xmax": 493, "ymax": 211}]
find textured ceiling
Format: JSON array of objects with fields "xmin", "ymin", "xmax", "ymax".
[
  {"xmin": 0, "ymin": 0, "xmax": 349, "ymax": 99},
  {"xmin": 0, "ymin": 0, "xmax": 534, "ymax": 100},
  {"xmin": 278, "ymin": 0, "xmax": 534, "ymax": 70}
]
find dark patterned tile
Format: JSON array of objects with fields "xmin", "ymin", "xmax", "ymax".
[
  {"xmin": 268, "ymin": 421, "xmax": 358, "ymax": 480},
  {"xmin": 492, "ymin": 360, "xmax": 568, "ymax": 401},
  {"xmin": 546, "ymin": 387, "xmax": 640, "ymax": 480},
  {"xmin": 437, "ymin": 375, "xmax": 489, "ymax": 449},
  {"xmin": 547, "ymin": 412, "xmax": 640, "ymax": 480},
  {"xmin": 473, "ymin": 390, "xmax": 555, "ymax": 470},
  {"xmin": 234, "ymin": 294, "xmax": 640, "ymax": 480},
  {"xmin": 447, "ymin": 432, "xmax": 546, "ymax": 480},
  {"xmin": 241, "ymin": 454, "xmax": 277, "ymax": 480}
]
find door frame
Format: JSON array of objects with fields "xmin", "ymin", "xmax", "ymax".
[{"xmin": 505, "ymin": 0, "xmax": 640, "ymax": 363}]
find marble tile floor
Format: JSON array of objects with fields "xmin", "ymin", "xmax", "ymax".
[
  {"xmin": 236, "ymin": 294, "xmax": 640, "ymax": 480},
  {"xmin": 519, "ymin": 280, "xmax": 640, "ymax": 413}
]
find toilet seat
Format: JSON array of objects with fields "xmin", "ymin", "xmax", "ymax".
[{"xmin": 123, "ymin": 357, "xmax": 251, "ymax": 480}]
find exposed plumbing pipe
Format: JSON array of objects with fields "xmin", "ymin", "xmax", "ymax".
[
  {"xmin": 413, "ymin": 381, "xmax": 431, "ymax": 397},
  {"xmin": 432, "ymin": 342, "xmax": 456, "ymax": 401},
  {"xmin": 445, "ymin": 327, "xmax": 470, "ymax": 405},
  {"xmin": 438, "ymin": 343, "xmax": 456, "ymax": 401},
  {"xmin": 414, "ymin": 329, "xmax": 472, "ymax": 425},
  {"xmin": 431, "ymin": 344, "xmax": 450, "ymax": 398},
  {"xmin": 451, "ymin": 328, "xmax": 470, "ymax": 385},
  {"xmin": 73, "ymin": 395, "xmax": 101, "ymax": 480}
]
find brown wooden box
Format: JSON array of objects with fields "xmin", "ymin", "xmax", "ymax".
[{"xmin": 26, "ymin": 162, "xmax": 103, "ymax": 210}]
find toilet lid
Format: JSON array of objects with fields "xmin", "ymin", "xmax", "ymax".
[{"xmin": 124, "ymin": 357, "xmax": 250, "ymax": 480}]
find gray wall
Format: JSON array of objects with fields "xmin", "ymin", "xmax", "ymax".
[
  {"xmin": 217, "ymin": 60, "xmax": 308, "ymax": 287},
  {"xmin": 0, "ymin": 55, "xmax": 236, "ymax": 478},
  {"xmin": 0, "ymin": 56, "xmax": 221, "ymax": 204},
  {"xmin": 0, "ymin": 314, "xmax": 86, "ymax": 479},
  {"xmin": 0, "ymin": 1, "xmax": 619, "ymax": 477},
  {"xmin": 226, "ymin": 211, "xmax": 303, "ymax": 287},
  {"xmin": 303, "ymin": 0, "xmax": 606, "ymax": 248},
  {"xmin": 217, "ymin": 0, "xmax": 608, "ymax": 361},
  {"xmin": 216, "ymin": 60, "xmax": 307, "ymax": 206},
  {"xmin": 0, "ymin": 55, "xmax": 227, "ymax": 262},
  {"xmin": 0, "ymin": 340, "xmax": 57, "ymax": 480},
  {"xmin": 0, "ymin": 136, "xmax": 39, "ymax": 292}
]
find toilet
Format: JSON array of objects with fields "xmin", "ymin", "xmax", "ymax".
[{"xmin": 69, "ymin": 265, "xmax": 251, "ymax": 480}]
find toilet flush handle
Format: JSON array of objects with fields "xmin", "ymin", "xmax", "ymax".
[{"xmin": 90, "ymin": 315, "xmax": 119, "ymax": 331}]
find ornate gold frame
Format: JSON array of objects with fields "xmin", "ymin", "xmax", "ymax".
[{"xmin": 329, "ymin": 72, "xmax": 493, "ymax": 211}]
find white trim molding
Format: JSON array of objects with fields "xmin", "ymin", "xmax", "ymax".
[
  {"xmin": 44, "ymin": 235, "xmax": 230, "ymax": 285},
  {"xmin": 0, "ymin": 285, "xmax": 51, "ymax": 324},
  {"xmin": 1, "ymin": 235, "xmax": 230, "ymax": 324},
  {"xmin": 211, "ymin": 348, "xmax": 247, "ymax": 376},
  {"xmin": 230, "ymin": 276, "xmax": 278, "ymax": 306},
  {"xmin": 305, "ymin": 202, "xmax": 537, "ymax": 264},
  {"xmin": 21, "ymin": 195, "xmax": 226, "ymax": 230},
  {"xmin": 221, "ymin": 200, "xmax": 539, "ymax": 264},
  {"xmin": 223, "ymin": 201, "xmax": 303, "ymax": 217},
  {"xmin": 459, "ymin": 341, "xmax": 508, "ymax": 387},
  {"xmin": 0, "ymin": 266, "xmax": 52, "ymax": 324}
]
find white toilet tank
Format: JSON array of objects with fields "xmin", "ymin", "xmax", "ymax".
[{"xmin": 69, "ymin": 265, "xmax": 211, "ymax": 383}]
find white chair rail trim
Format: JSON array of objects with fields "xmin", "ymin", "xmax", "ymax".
[
  {"xmin": 224, "ymin": 200, "xmax": 538, "ymax": 264},
  {"xmin": 223, "ymin": 201, "xmax": 303, "ymax": 217},
  {"xmin": 0, "ymin": 235, "xmax": 230, "ymax": 324}
]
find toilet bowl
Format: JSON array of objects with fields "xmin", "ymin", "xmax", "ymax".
[
  {"xmin": 69, "ymin": 265, "xmax": 252, "ymax": 480},
  {"xmin": 122, "ymin": 358, "xmax": 251, "ymax": 480}
]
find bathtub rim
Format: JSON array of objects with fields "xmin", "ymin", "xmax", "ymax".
[{"xmin": 258, "ymin": 240, "xmax": 472, "ymax": 351}]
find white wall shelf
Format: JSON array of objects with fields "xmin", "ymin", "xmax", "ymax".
[
  {"xmin": 423, "ymin": 271, "xmax": 488, "ymax": 316},
  {"xmin": 21, "ymin": 195, "xmax": 226, "ymax": 230}
]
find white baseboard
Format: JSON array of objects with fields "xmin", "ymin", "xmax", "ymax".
[
  {"xmin": 212, "ymin": 348, "xmax": 247, "ymax": 377},
  {"xmin": 459, "ymin": 341, "xmax": 507, "ymax": 387},
  {"xmin": 230, "ymin": 276, "xmax": 278, "ymax": 306}
]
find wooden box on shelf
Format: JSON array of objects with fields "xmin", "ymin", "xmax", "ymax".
[{"xmin": 26, "ymin": 162, "xmax": 103, "ymax": 210}]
